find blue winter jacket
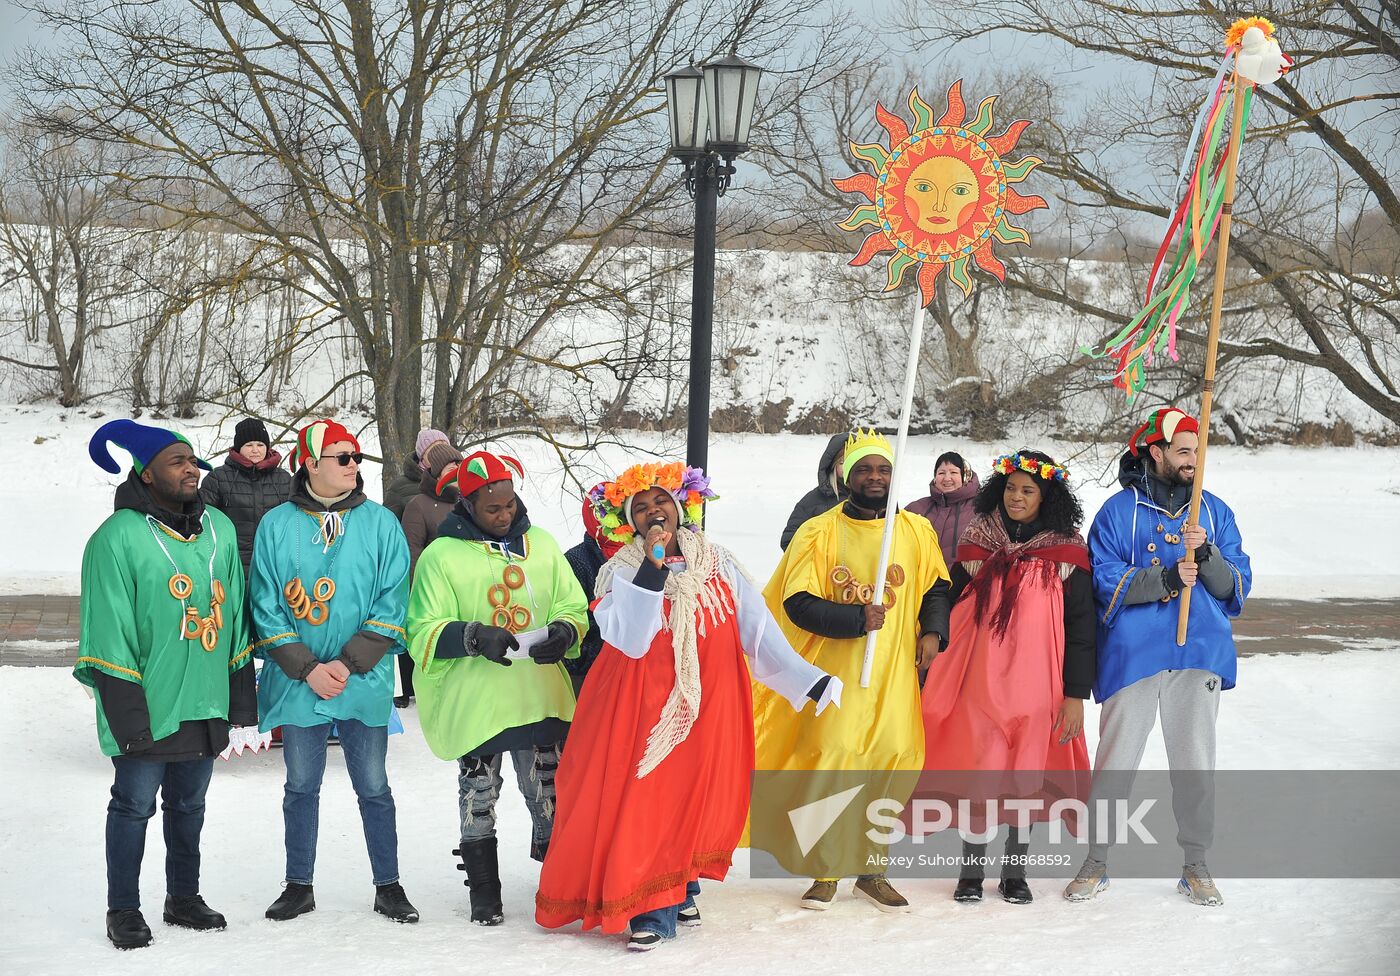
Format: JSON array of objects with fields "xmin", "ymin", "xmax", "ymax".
[{"xmin": 1088, "ymin": 467, "xmax": 1251, "ymax": 703}]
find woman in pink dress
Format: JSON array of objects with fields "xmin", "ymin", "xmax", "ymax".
[{"xmin": 921, "ymin": 450, "xmax": 1095, "ymax": 905}]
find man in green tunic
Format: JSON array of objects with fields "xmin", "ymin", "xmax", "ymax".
[
  {"xmin": 407, "ymin": 449, "xmax": 588, "ymax": 926},
  {"xmin": 77, "ymin": 419, "xmax": 257, "ymax": 950}
]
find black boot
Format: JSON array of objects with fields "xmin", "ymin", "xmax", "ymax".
[
  {"xmin": 265, "ymin": 882, "xmax": 316, "ymax": 921},
  {"xmin": 374, "ymin": 882, "xmax": 420, "ymax": 923},
  {"xmin": 953, "ymin": 877, "xmax": 984, "ymax": 903},
  {"xmin": 106, "ymin": 909, "xmax": 153, "ymax": 950},
  {"xmin": 453, "ymin": 838, "xmax": 504, "ymax": 926},
  {"xmin": 998, "ymin": 878, "xmax": 1033, "ymax": 904},
  {"xmin": 163, "ymin": 894, "xmax": 227, "ymax": 930}
]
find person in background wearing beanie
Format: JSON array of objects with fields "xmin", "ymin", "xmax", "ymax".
[
  {"xmin": 250, "ymin": 419, "xmax": 418, "ymax": 924},
  {"xmin": 779, "ymin": 432, "xmax": 848, "ymax": 550},
  {"xmin": 385, "ymin": 427, "xmax": 450, "ymax": 519},
  {"xmin": 907, "ymin": 451, "xmax": 981, "ymax": 570},
  {"xmin": 1065, "ymin": 407, "xmax": 1251, "ymax": 907},
  {"xmin": 396, "ymin": 439, "xmax": 463, "ymax": 705},
  {"xmin": 78, "ymin": 420, "xmax": 257, "ymax": 949},
  {"xmin": 406, "ymin": 450, "xmax": 588, "ymax": 926},
  {"xmin": 199, "ymin": 418, "xmax": 293, "ymax": 579},
  {"xmin": 561, "ymin": 483, "xmax": 624, "ymax": 696}
]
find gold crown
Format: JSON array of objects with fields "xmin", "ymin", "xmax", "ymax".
[{"xmin": 845, "ymin": 427, "xmax": 892, "ymax": 455}]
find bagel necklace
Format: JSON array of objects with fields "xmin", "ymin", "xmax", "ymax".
[
  {"xmin": 147, "ymin": 513, "xmax": 225, "ymax": 652},
  {"xmin": 828, "ymin": 509, "xmax": 906, "ymax": 608},
  {"xmin": 484, "ymin": 538, "xmax": 537, "ymax": 634},
  {"xmin": 284, "ymin": 508, "xmax": 350, "ymax": 626}
]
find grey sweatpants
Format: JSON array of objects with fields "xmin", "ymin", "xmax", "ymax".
[{"xmin": 1087, "ymin": 669, "xmax": 1221, "ymax": 863}]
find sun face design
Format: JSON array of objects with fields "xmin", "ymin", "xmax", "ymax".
[{"xmin": 833, "ymin": 82, "xmax": 1046, "ymax": 303}]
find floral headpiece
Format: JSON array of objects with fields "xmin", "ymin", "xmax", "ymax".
[
  {"xmin": 587, "ymin": 462, "xmax": 718, "ymax": 544},
  {"xmin": 992, "ymin": 452, "xmax": 1070, "ymax": 484}
]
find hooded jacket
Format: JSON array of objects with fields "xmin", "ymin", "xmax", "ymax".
[
  {"xmin": 779, "ymin": 433, "xmax": 849, "ymax": 551},
  {"xmin": 1088, "ymin": 451, "xmax": 1252, "ymax": 702},
  {"xmin": 383, "ymin": 452, "xmax": 421, "ymax": 519},
  {"xmin": 80, "ymin": 473, "xmax": 257, "ymax": 759},
  {"xmin": 907, "ymin": 470, "xmax": 982, "ymax": 568},
  {"xmin": 199, "ymin": 448, "xmax": 293, "ymax": 574}
]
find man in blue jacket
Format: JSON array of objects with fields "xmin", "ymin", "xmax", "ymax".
[{"xmin": 1066, "ymin": 408, "xmax": 1250, "ymax": 907}]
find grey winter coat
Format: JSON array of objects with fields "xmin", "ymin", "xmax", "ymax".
[
  {"xmin": 198, "ymin": 449, "xmax": 293, "ymax": 575},
  {"xmin": 779, "ymin": 433, "xmax": 849, "ymax": 550}
]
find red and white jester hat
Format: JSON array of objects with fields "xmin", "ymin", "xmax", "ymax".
[
  {"xmin": 1128, "ymin": 408, "xmax": 1200, "ymax": 457},
  {"xmin": 438, "ymin": 450, "xmax": 525, "ymax": 498},
  {"xmin": 289, "ymin": 419, "xmax": 362, "ymax": 470}
]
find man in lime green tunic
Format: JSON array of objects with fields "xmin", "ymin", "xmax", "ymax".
[
  {"xmin": 77, "ymin": 420, "xmax": 256, "ymax": 950},
  {"xmin": 407, "ymin": 449, "xmax": 588, "ymax": 926}
]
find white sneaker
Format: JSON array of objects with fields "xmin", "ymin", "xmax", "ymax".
[
  {"xmin": 1063, "ymin": 857, "xmax": 1110, "ymax": 902},
  {"xmin": 627, "ymin": 931, "xmax": 665, "ymax": 951},
  {"xmin": 1178, "ymin": 862, "xmax": 1223, "ymax": 906}
]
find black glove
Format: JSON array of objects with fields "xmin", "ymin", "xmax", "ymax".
[
  {"xmin": 530, "ymin": 621, "xmax": 576, "ymax": 665},
  {"xmin": 466, "ymin": 624, "xmax": 517, "ymax": 667},
  {"xmin": 806, "ymin": 674, "xmax": 831, "ymax": 704}
]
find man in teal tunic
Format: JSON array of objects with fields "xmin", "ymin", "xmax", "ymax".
[
  {"xmin": 77, "ymin": 419, "xmax": 257, "ymax": 950},
  {"xmin": 250, "ymin": 419, "xmax": 418, "ymax": 924},
  {"xmin": 407, "ymin": 449, "xmax": 588, "ymax": 926}
]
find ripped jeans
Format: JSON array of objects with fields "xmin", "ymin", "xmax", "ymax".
[{"xmin": 457, "ymin": 744, "xmax": 560, "ymax": 859}]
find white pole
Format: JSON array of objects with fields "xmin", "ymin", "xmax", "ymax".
[{"xmin": 860, "ymin": 297, "xmax": 926, "ymax": 688}]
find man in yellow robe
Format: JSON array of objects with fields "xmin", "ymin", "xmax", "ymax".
[{"xmin": 753, "ymin": 429, "xmax": 950, "ymax": 912}]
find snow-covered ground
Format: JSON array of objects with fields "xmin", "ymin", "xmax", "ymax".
[
  {"xmin": 2, "ymin": 650, "xmax": 1398, "ymax": 976},
  {"xmin": 2, "ymin": 404, "xmax": 1398, "ymax": 599}
]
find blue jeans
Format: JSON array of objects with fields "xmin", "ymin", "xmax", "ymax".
[
  {"xmin": 106, "ymin": 756, "xmax": 214, "ymax": 910},
  {"xmin": 630, "ymin": 880, "xmax": 701, "ymax": 939},
  {"xmin": 281, "ymin": 720, "xmax": 398, "ymax": 886}
]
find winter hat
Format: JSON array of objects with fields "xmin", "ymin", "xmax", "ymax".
[
  {"xmin": 581, "ymin": 483, "xmax": 624, "ymax": 558},
  {"xmin": 844, "ymin": 427, "xmax": 894, "ymax": 472},
  {"xmin": 416, "ymin": 428, "xmax": 449, "ymax": 470},
  {"xmin": 233, "ymin": 418, "xmax": 271, "ymax": 452},
  {"xmin": 439, "ymin": 450, "xmax": 524, "ymax": 498},
  {"xmin": 423, "ymin": 440, "xmax": 462, "ymax": 479},
  {"xmin": 289, "ymin": 419, "xmax": 362, "ymax": 470},
  {"xmin": 89, "ymin": 419, "xmax": 212, "ymax": 475},
  {"xmin": 1129, "ymin": 408, "xmax": 1199, "ymax": 457}
]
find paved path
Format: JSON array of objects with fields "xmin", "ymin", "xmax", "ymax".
[{"xmin": 1, "ymin": 594, "xmax": 1395, "ymax": 667}]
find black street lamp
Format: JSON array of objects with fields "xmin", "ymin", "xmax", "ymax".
[{"xmin": 663, "ymin": 55, "xmax": 764, "ymax": 473}]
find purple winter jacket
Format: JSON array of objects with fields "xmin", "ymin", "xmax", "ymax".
[{"xmin": 906, "ymin": 471, "xmax": 981, "ymax": 568}]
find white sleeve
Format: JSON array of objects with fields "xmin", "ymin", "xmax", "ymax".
[
  {"xmin": 594, "ymin": 566, "xmax": 666, "ymax": 660},
  {"xmin": 729, "ymin": 561, "xmax": 839, "ymax": 713}
]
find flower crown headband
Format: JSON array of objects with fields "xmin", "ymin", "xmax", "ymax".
[
  {"xmin": 586, "ymin": 462, "xmax": 718, "ymax": 545},
  {"xmin": 992, "ymin": 452, "xmax": 1070, "ymax": 484}
]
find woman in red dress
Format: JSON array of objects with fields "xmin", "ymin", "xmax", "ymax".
[
  {"xmin": 921, "ymin": 450, "xmax": 1096, "ymax": 905},
  {"xmin": 534, "ymin": 463, "xmax": 840, "ymax": 950}
]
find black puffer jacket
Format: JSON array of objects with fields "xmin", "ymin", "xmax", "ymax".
[
  {"xmin": 199, "ymin": 449, "xmax": 293, "ymax": 575},
  {"xmin": 383, "ymin": 452, "xmax": 421, "ymax": 519},
  {"xmin": 779, "ymin": 432, "xmax": 849, "ymax": 550}
]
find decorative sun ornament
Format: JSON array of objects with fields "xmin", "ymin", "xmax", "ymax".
[{"xmin": 833, "ymin": 82, "xmax": 1047, "ymax": 304}]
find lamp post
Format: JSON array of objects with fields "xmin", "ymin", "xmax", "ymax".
[{"xmin": 663, "ymin": 55, "xmax": 763, "ymax": 473}]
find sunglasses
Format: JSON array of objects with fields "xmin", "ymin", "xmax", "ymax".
[{"xmin": 323, "ymin": 452, "xmax": 363, "ymax": 466}]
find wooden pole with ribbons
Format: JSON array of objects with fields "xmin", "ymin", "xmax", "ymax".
[
  {"xmin": 859, "ymin": 299, "xmax": 925, "ymax": 688},
  {"xmin": 1176, "ymin": 73, "xmax": 1248, "ymax": 646}
]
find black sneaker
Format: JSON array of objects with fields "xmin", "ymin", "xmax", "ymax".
[
  {"xmin": 953, "ymin": 878, "xmax": 984, "ymax": 903},
  {"xmin": 628, "ymin": 931, "xmax": 665, "ymax": 951},
  {"xmin": 106, "ymin": 909, "xmax": 153, "ymax": 950},
  {"xmin": 374, "ymin": 882, "xmax": 420, "ymax": 923},
  {"xmin": 393, "ymin": 695, "xmax": 412, "ymax": 709},
  {"xmin": 677, "ymin": 904, "xmax": 701, "ymax": 927},
  {"xmin": 163, "ymin": 894, "xmax": 227, "ymax": 930},
  {"xmin": 265, "ymin": 882, "xmax": 315, "ymax": 921},
  {"xmin": 998, "ymin": 878, "xmax": 1033, "ymax": 904}
]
